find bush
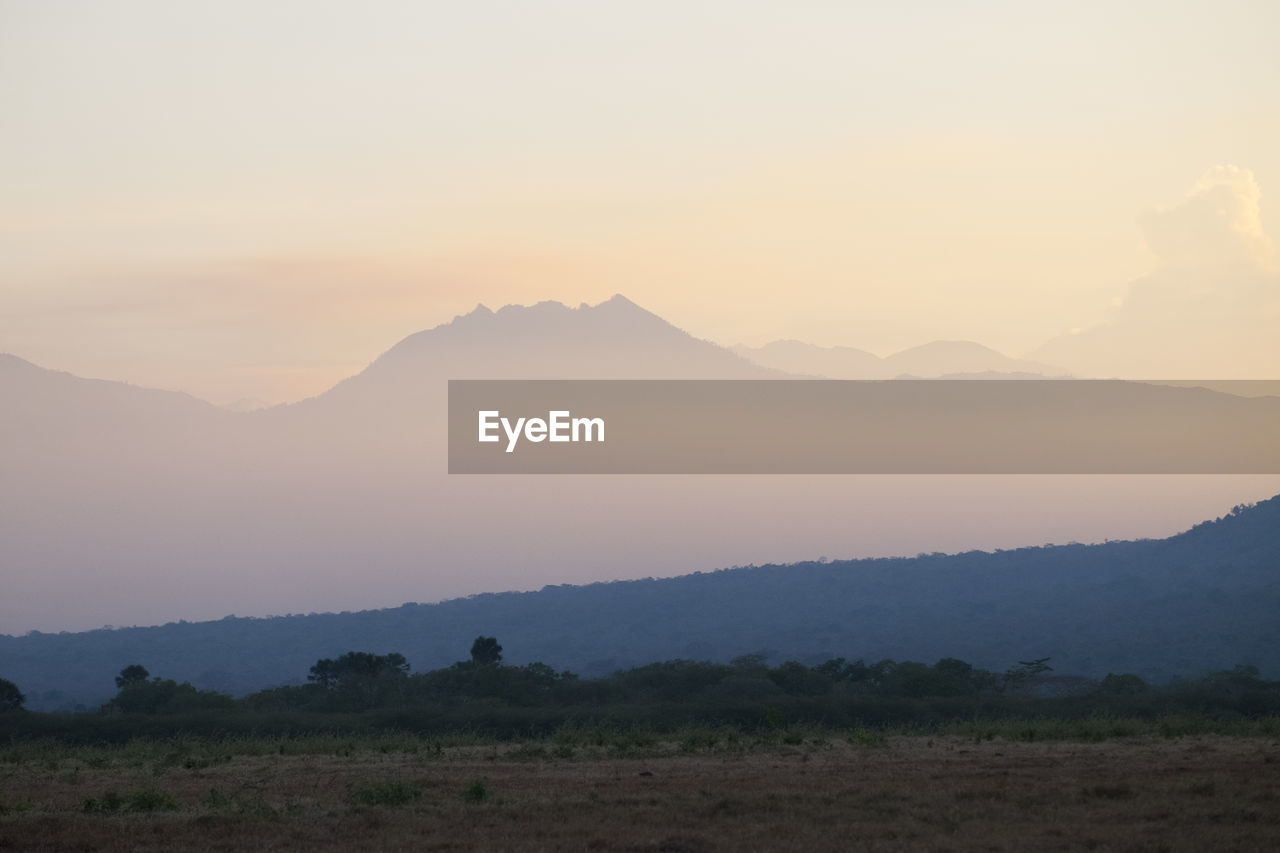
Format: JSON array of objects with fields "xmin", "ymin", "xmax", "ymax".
[
  {"xmin": 129, "ymin": 788, "xmax": 181, "ymax": 812},
  {"xmin": 354, "ymin": 780, "xmax": 422, "ymax": 807},
  {"xmin": 463, "ymin": 778, "xmax": 488, "ymax": 803},
  {"xmin": 85, "ymin": 788, "xmax": 178, "ymax": 813}
]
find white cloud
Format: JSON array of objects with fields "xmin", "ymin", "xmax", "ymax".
[
  {"xmin": 1033, "ymin": 166, "xmax": 1279, "ymax": 377},
  {"xmin": 1140, "ymin": 165, "xmax": 1274, "ymax": 270}
]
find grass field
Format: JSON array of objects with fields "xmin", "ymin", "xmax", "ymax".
[{"xmin": 2, "ymin": 727, "xmax": 1277, "ymax": 851}]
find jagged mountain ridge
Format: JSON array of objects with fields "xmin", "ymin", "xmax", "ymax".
[{"xmin": 309, "ymin": 295, "xmax": 781, "ymax": 408}]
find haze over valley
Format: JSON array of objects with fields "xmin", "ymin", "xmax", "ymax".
[{"xmin": 2, "ymin": 296, "xmax": 1278, "ymax": 639}]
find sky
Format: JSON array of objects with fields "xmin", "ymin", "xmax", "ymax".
[{"xmin": 2, "ymin": 0, "xmax": 1279, "ymax": 404}]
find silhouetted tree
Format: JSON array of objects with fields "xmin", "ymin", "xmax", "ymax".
[
  {"xmin": 308, "ymin": 652, "xmax": 409, "ymax": 689},
  {"xmin": 731, "ymin": 653, "xmax": 769, "ymax": 671},
  {"xmin": 307, "ymin": 651, "xmax": 410, "ymax": 709},
  {"xmin": 470, "ymin": 636, "xmax": 503, "ymax": 666},
  {"xmin": 815, "ymin": 658, "xmax": 848, "ymax": 680},
  {"xmin": 115, "ymin": 665, "xmax": 150, "ymax": 689},
  {"xmin": 867, "ymin": 659, "xmax": 897, "ymax": 687},
  {"xmin": 1003, "ymin": 657, "xmax": 1053, "ymax": 693},
  {"xmin": 0, "ymin": 678, "xmax": 25, "ymax": 711},
  {"xmin": 933, "ymin": 657, "xmax": 974, "ymax": 681},
  {"xmin": 308, "ymin": 658, "xmax": 338, "ymax": 690},
  {"xmin": 1098, "ymin": 673, "xmax": 1149, "ymax": 695},
  {"xmin": 107, "ymin": 677, "xmax": 233, "ymax": 714},
  {"xmin": 769, "ymin": 661, "xmax": 832, "ymax": 696},
  {"xmin": 1018, "ymin": 658, "xmax": 1053, "ymax": 674}
]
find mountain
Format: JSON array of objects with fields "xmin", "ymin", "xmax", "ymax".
[
  {"xmin": 881, "ymin": 341, "xmax": 1064, "ymax": 378},
  {"xmin": 0, "ymin": 295, "xmax": 790, "ymax": 637},
  {"xmin": 368, "ymin": 294, "xmax": 776, "ymax": 380},
  {"xmin": 2, "ymin": 295, "xmax": 1276, "ymax": 639},
  {"xmin": 276, "ymin": 295, "xmax": 782, "ymax": 439},
  {"xmin": 220, "ymin": 398, "xmax": 271, "ymax": 413},
  {"xmin": 0, "ymin": 353, "xmax": 238, "ymax": 483},
  {"xmin": 4, "ymin": 495, "xmax": 1278, "ymax": 710},
  {"xmin": 319, "ymin": 295, "xmax": 778, "ymax": 405},
  {"xmin": 734, "ymin": 339, "xmax": 1065, "ymax": 379},
  {"xmin": 0, "ymin": 352, "xmax": 223, "ymax": 430}
]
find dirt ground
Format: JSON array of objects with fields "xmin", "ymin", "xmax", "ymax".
[{"xmin": 2, "ymin": 735, "xmax": 1278, "ymax": 852}]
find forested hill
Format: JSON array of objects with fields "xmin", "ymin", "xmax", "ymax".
[{"xmin": 4, "ymin": 495, "xmax": 1278, "ymax": 710}]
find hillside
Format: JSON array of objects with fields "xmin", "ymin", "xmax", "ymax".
[{"xmin": 4, "ymin": 495, "xmax": 1277, "ymax": 710}]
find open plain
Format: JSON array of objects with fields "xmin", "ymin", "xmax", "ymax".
[{"xmin": 1, "ymin": 732, "xmax": 1277, "ymax": 852}]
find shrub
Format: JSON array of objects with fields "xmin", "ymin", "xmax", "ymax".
[
  {"xmin": 354, "ymin": 780, "xmax": 422, "ymax": 807},
  {"xmin": 129, "ymin": 788, "xmax": 180, "ymax": 812},
  {"xmin": 463, "ymin": 778, "xmax": 488, "ymax": 803}
]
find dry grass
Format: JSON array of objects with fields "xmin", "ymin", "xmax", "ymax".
[{"xmin": 1, "ymin": 734, "xmax": 1277, "ymax": 851}]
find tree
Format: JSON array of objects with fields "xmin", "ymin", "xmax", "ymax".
[
  {"xmin": 0, "ymin": 677, "xmax": 25, "ymax": 711},
  {"xmin": 306, "ymin": 651, "xmax": 411, "ymax": 709},
  {"xmin": 1002, "ymin": 657, "xmax": 1053, "ymax": 693},
  {"xmin": 470, "ymin": 636, "xmax": 503, "ymax": 666},
  {"xmin": 307, "ymin": 658, "xmax": 339, "ymax": 690},
  {"xmin": 1014, "ymin": 657, "xmax": 1053, "ymax": 677},
  {"xmin": 867, "ymin": 659, "xmax": 897, "ymax": 687},
  {"xmin": 768, "ymin": 661, "xmax": 832, "ymax": 696},
  {"xmin": 731, "ymin": 653, "xmax": 769, "ymax": 671},
  {"xmin": 115, "ymin": 665, "xmax": 150, "ymax": 689},
  {"xmin": 107, "ymin": 678, "xmax": 233, "ymax": 714},
  {"xmin": 933, "ymin": 657, "xmax": 974, "ymax": 681},
  {"xmin": 308, "ymin": 652, "xmax": 410, "ymax": 689},
  {"xmin": 1098, "ymin": 673, "xmax": 1149, "ymax": 695}
]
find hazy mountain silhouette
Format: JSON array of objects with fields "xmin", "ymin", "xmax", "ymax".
[
  {"xmin": 0, "ymin": 352, "xmax": 222, "ymax": 425},
  {"xmin": 320, "ymin": 294, "xmax": 778, "ymax": 402},
  {"xmin": 882, "ymin": 341, "xmax": 1064, "ymax": 377},
  {"xmin": 1, "ymin": 296, "xmax": 1275, "ymax": 639},
  {"xmin": 0, "ymin": 296, "xmax": 790, "ymax": 637},
  {"xmin": 247, "ymin": 294, "xmax": 789, "ymax": 471},
  {"xmin": 734, "ymin": 339, "xmax": 1065, "ymax": 379},
  {"xmin": 219, "ymin": 398, "xmax": 272, "ymax": 413},
  {"xmin": 4, "ymin": 495, "xmax": 1277, "ymax": 709},
  {"xmin": 0, "ymin": 352, "xmax": 237, "ymax": 478}
]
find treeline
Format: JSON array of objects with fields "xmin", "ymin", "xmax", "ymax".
[
  {"xmin": 8, "ymin": 496, "xmax": 1280, "ymax": 712},
  {"xmin": 3, "ymin": 638, "xmax": 1279, "ymax": 743}
]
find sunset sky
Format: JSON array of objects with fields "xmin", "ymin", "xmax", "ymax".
[{"xmin": 3, "ymin": 0, "xmax": 1278, "ymax": 404}]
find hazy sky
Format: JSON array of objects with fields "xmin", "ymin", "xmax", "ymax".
[{"xmin": 3, "ymin": 1, "xmax": 1278, "ymax": 403}]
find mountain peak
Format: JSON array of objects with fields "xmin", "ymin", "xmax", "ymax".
[
  {"xmin": 892, "ymin": 340, "xmax": 1004, "ymax": 357},
  {"xmin": 448, "ymin": 295, "xmax": 651, "ymax": 327},
  {"xmin": 496, "ymin": 299, "xmax": 570, "ymax": 316},
  {"xmin": 602, "ymin": 293, "xmax": 639, "ymax": 308},
  {"xmin": 324, "ymin": 294, "xmax": 780, "ymax": 392}
]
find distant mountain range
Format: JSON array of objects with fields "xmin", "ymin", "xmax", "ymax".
[
  {"xmin": 2, "ymin": 295, "xmax": 1277, "ymax": 643},
  {"xmin": 4, "ymin": 495, "xmax": 1277, "ymax": 710}
]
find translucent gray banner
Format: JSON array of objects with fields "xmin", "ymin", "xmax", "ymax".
[{"xmin": 447, "ymin": 380, "xmax": 1280, "ymax": 474}]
